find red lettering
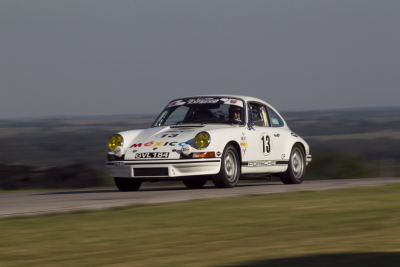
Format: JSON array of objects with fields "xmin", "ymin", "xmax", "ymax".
[{"xmin": 130, "ymin": 143, "xmax": 142, "ymax": 148}]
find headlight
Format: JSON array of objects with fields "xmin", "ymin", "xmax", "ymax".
[
  {"xmin": 194, "ymin": 132, "xmax": 210, "ymax": 149},
  {"xmin": 107, "ymin": 134, "xmax": 124, "ymax": 152}
]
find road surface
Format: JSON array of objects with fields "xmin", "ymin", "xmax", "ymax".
[{"xmin": 1, "ymin": 178, "xmax": 399, "ymax": 218}]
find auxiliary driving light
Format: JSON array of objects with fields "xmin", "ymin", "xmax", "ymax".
[{"xmin": 107, "ymin": 134, "xmax": 123, "ymax": 152}]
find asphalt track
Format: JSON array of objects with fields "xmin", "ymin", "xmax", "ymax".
[{"xmin": 1, "ymin": 178, "xmax": 399, "ymax": 218}]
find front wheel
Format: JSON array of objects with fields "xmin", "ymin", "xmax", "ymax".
[
  {"xmin": 280, "ymin": 144, "xmax": 306, "ymax": 184},
  {"xmin": 212, "ymin": 144, "xmax": 240, "ymax": 188},
  {"xmin": 114, "ymin": 178, "xmax": 142, "ymax": 191}
]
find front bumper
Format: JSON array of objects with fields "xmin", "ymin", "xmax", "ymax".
[
  {"xmin": 106, "ymin": 158, "xmax": 221, "ymax": 178},
  {"xmin": 306, "ymin": 155, "xmax": 312, "ymax": 166}
]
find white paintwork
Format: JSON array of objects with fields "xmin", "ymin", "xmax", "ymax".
[{"xmin": 106, "ymin": 95, "xmax": 311, "ymax": 180}]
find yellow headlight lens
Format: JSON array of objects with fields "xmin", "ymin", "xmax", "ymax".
[
  {"xmin": 194, "ymin": 132, "xmax": 210, "ymax": 149},
  {"xmin": 107, "ymin": 135, "xmax": 123, "ymax": 151}
]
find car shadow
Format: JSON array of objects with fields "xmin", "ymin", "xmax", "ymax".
[
  {"xmin": 36, "ymin": 182, "xmax": 280, "ymax": 195},
  {"xmin": 219, "ymin": 252, "xmax": 400, "ymax": 267}
]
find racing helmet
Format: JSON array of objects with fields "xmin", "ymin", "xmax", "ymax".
[{"xmin": 228, "ymin": 105, "xmax": 242, "ymax": 120}]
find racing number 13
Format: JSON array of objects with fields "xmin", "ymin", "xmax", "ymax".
[{"xmin": 260, "ymin": 133, "xmax": 271, "ymax": 156}]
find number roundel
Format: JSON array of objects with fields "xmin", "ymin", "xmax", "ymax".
[{"xmin": 259, "ymin": 133, "xmax": 271, "ymax": 156}]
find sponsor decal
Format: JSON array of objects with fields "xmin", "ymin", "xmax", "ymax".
[
  {"xmin": 167, "ymin": 100, "xmax": 186, "ymax": 108},
  {"xmin": 281, "ymin": 154, "xmax": 285, "ymax": 159},
  {"xmin": 114, "ymin": 162, "xmax": 125, "ymax": 167},
  {"xmin": 144, "ymin": 141, "xmax": 154, "ymax": 146},
  {"xmin": 153, "ymin": 147, "xmax": 158, "ymax": 150},
  {"xmin": 172, "ymin": 169, "xmax": 175, "ymax": 175},
  {"xmin": 130, "ymin": 141, "xmax": 188, "ymax": 148},
  {"xmin": 130, "ymin": 143, "xmax": 142, "ymax": 148},
  {"xmin": 221, "ymin": 98, "xmax": 244, "ymax": 107},
  {"xmin": 242, "ymin": 148, "xmax": 246, "ymax": 156},
  {"xmin": 132, "ymin": 150, "xmax": 137, "ymax": 153},
  {"xmin": 187, "ymin": 98, "xmax": 220, "ymax": 104},
  {"xmin": 216, "ymin": 151, "xmax": 222, "ymax": 156},
  {"xmin": 248, "ymin": 161, "xmax": 276, "ymax": 167},
  {"xmin": 135, "ymin": 152, "xmax": 170, "ymax": 158},
  {"xmin": 167, "ymin": 98, "xmax": 244, "ymax": 107},
  {"xmin": 241, "ymin": 131, "xmax": 246, "ymax": 140},
  {"xmin": 240, "ymin": 142, "xmax": 247, "ymax": 147},
  {"xmin": 271, "ymin": 118, "xmax": 280, "ymax": 125}
]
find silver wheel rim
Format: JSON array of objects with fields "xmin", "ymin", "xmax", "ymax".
[
  {"xmin": 224, "ymin": 150, "xmax": 237, "ymax": 182},
  {"xmin": 291, "ymin": 148, "xmax": 304, "ymax": 179}
]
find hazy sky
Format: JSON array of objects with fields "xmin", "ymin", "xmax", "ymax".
[{"xmin": 1, "ymin": 1, "xmax": 399, "ymax": 119}]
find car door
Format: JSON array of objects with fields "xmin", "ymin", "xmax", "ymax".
[{"xmin": 246, "ymin": 102, "xmax": 281, "ymax": 169}]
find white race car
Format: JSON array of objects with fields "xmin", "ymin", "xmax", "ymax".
[{"xmin": 106, "ymin": 95, "xmax": 312, "ymax": 191}]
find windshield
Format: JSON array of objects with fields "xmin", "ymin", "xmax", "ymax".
[{"xmin": 152, "ymin": 98, "xmax": 245, "ymax": 127}]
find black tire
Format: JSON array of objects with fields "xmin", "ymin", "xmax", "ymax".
[
  {"xmin": 114, "ymin": 178, "xmax": 142, "ymax": 191},
  {"xmin": 183, "ymin": 179, "xmax": 207, "ymax": 189},
  {"xmin": 280, "ymin": 144, "xmax": 306, "ymax": 184},
  {"xmin": 212, "ymin": 144, "xmax": 240, "ymax": 188}
]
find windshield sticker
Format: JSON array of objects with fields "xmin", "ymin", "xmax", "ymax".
[
  {"xmin": 187, "ymin": 98, "xmax": 220, "ymax": 104},
  {"xmin": 220, "ymin": 98, "xmax": 244, "ymax": 107},
  {"xmin": 271, "ymin": 118, "xmax": 279, "ymax": 125},
  {"xmin": 167, "ymin": 100, "xmax": 186, "ymax": 108},
  {"xmin": 167, "ymin": 98, "xmax": 243, "ymax": 108}
]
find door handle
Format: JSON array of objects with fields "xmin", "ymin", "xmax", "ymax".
[{"xmin": 274, "ymin": 133, "xmax": 280, "ymax": 137}]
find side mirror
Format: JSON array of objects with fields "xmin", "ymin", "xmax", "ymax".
[{"xmin": 247, "ymin": 122, "xmax": 255, "ymax": 130}]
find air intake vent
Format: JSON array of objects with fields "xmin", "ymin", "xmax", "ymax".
[{"xmin": 134, "ymin": 168, "xmax": 168, "ymax": 177}]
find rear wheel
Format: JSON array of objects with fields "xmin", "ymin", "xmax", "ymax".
[
  {"xmin": 280, "ymin": 144, "xmax": 305, "ymax": 184},
  {"xmin": 114, "ymin": 178, "xmax": 142, "ymax": 191},
  {"xmin": 183, "ymin": 179, "xmax": 207, "ymax": 189},
  {"xmin": 212, "ymin": 144, "xmax": 240, "ymax": 188}
]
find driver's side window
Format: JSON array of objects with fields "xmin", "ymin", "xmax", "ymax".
[{"xmin": 248, "ymin": 103, "xmax": 269, "ymax": 127}]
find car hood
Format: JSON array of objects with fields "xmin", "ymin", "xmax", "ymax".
[{"xmin": 123, "ymin": 124, "xmax": 238, "ymax": 160}]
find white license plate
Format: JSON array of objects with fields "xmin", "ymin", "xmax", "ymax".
[{"xmin": 135, "ymin": 152, "xmax": 169, "ymax": 158}]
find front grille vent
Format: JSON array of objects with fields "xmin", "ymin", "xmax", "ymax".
[{"xmin": 134, "ymin": 168, "xmax": 168, "ymax": 177}]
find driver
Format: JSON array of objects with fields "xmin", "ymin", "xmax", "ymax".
[{"xmin": 229, "ymin": 106, "xmax": 242, "ymax": 121}]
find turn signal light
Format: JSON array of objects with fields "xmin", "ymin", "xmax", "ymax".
[{"xmin": 192, "ymin": 152, "xmax": 215, "ymax": 158}]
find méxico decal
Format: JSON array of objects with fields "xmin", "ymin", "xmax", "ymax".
[{"xmin": 130, "ymin": 141, "xmax": 188, "ymax": 148}]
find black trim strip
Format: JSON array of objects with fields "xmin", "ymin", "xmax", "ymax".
[
  {"xmin": 276, "ymin": 160, "xmax": 289, "ymax": 164},
  {"xmin": 107, "ymin": 160, "xmax": 221, "ymax": 166}
]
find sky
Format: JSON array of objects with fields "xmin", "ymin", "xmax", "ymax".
[{"xmin": 1, "ymin": 0, "xmax": 399, "ymax": 119}]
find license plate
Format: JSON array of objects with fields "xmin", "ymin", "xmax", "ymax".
[{"xmin": 135, "ymin": 152, "xmax": 169, "ymax": 158}]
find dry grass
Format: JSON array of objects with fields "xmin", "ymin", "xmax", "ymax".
[{"xmin": 1, "ymin": 184, "xmax": 400, "ymax": 266}]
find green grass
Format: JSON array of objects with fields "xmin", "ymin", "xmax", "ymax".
[{"xmin": 1, "ymin": 184, "xmax": 400, "ymax": 266}]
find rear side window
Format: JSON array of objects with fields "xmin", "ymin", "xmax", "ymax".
[{"xmin": 267, "ymin": 107, "xmax": 284, "ymax": 127}]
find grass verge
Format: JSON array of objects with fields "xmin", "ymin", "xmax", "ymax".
[{"xmin": 1, "ymin": 184, "xmax": 400, "ymax": 266}]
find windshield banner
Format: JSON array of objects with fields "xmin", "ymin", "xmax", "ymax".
[{"xmin": 167, "ymin": 98, "xmax": 243, "ymax": 108}]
